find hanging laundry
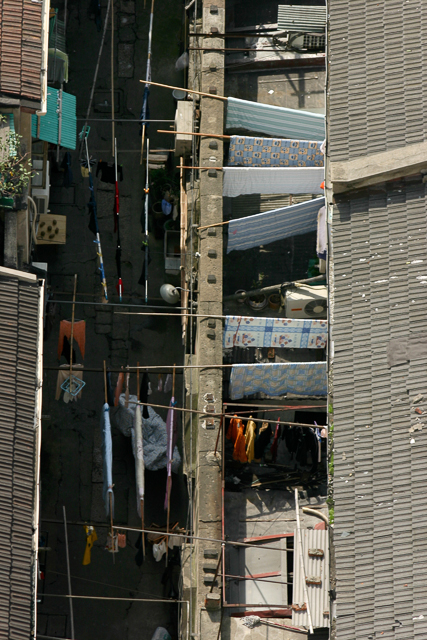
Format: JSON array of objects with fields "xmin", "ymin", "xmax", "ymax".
[
  {"xmin": 229, "ymin": 362, "xmax": 327, "ymax": 399},
  {"xmin": 226, "ymin": 415, "xmax": 240, "ymax": 443},
  {"xmin": 157, "ymin": 374, "xmax": 163, "ymax": 392},
  {"xmin": 228, "ymin": 136, "xmax": 324, "ymax": 168},
  {"xmin": 245, "ymin": 418, "xmax": 256, "ymax": 463},
  {"xmin": 114, "ymin": 371, "xmax": 124, "ymax": 407},
  {"xmin": 223, "ymin": 316, "xmax": 327, "ymax": 349},
  {"xmin": 101, "ymin": 403, "xmax": 114, "ymax": 517},
  {"xmin": 232, "ymin": 419, "xmax": 247, "ymax": 463},
  {"xmin": 134, "ymin": 405, "xmax": 145, "ymax": 517},
  {"xmin": 254, "ymin": 422, "xmax": 272, "ymax": 459},
  {"xmin": 96, "ymin": 160, "xmax": 123, "ymax": 184},
  {"xmin": 82, "ymin": 525, "xmax": 98, "ymax": 565},
  {"xmin": 106, "ymin": 371, "xmax": 115, "ymax": 407},
  {"xmin": 138, "ymin": 242, "xmax": 151, "ymax": 286},
  {"xmin": 140, "ymin": 372, "xmax": 150, "ymax": 419},
  {"xmin": 316, "ymin": 205, "xmax": 327, "ymax": 260},
  {"xmin": 57, "ymin": 319, "xmax": 86, "ymax": 360},
  {"xmin": 117, "ymin": 533, "xmax": 126, "ymax": 548},
  {"xmin": 164, "ymin": 397, "xmax": 177, "ymax": 510},
  {"xmin": 223, "ymin": 166, "xmax": 324, "ymax": 198},
  {"xmin": 164, "ymin": 374, "xmax": 172, "ymax": 394},
  {"xmin": 226, "ymin": 96, "xmax": 325, "ymax": 141},
  {"xmin": 55, "ymin": 364, "xmax": 84, "ymax": 401},
  {"xmin": 270, "ymin": 420, "xmax": 280, "ymax": 462},
  {"xmin": 227, "ymin": 197, "xmax": 324, "ymax": 254}
]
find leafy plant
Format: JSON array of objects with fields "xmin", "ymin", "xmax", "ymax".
[{"xmin": 0, "ymin": 115, "xmax": 33, "ymax": 198}]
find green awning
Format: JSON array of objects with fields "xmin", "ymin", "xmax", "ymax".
[{"xmin": 31, "ymin": 87, "xmax": 76, "ymax": 150}]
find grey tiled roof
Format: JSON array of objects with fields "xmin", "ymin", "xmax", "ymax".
[
  {"xmin": 331, "ymin": 177, "xmax": 427, "ymax": 640},
  {"xmin": 0, "ymin": 272, "xmax": 41, "ymax": 639},
  {"xmin": 328, "ymin": 0, "xmax": 427, "ymax": 162}
]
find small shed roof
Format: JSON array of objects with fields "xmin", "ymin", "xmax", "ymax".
[
  {"xmin": 31, "ymin": 87, "xmax": 76, "ymax": 149},
  {"xmin": 0, "ymin": 0, "xmax": 43, "ymax": 106}
]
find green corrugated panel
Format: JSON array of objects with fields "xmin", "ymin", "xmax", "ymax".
[{"xmin": 31, "ymin": 87, "xmax": 76, "ymax": 150}]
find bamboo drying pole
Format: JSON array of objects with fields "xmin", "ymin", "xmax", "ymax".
[
  {"xmin": 125, "ymin": 365, "xmax": 130, "ymax": 408},
  {"xmin": 140, "ymin": 0, "xmax": 155, "ymax": 163},
  {"xmin": 104, "ymin": 361, "xmax": 115, "ymax": 561},
  {"xmin": 166, "ymin": 364, "xmax": 176, "ymax": 566},
  {"xmin": 136, "ymin": 362, "xmax": 146, "ymax": 558},
  {"xmin": 139, "ymin": 79, "xmax": 228, "ymax": 101},
  {"xmin": 68, "ymin": 274, "xmax": 77, "ymax": 393},
  {"xmin": 111, "ymin": 0, "xmax": 115, "ymax": 156},
  {"xmin": 157, "ymin": 129, "xmax": 230, "ymax": 139},
  {"xmin": 180, "ymin": 166, "xmax": 224, "ymax": 170}
]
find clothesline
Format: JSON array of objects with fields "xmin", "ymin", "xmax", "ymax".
[{"xmin": 104, "ymin": 398, "xmax": 328, "ymax": 428}]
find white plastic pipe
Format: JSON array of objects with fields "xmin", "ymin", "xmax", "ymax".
[{"xmin": 37, "ymin": 0, "xmax": 51, "ymax": 116}]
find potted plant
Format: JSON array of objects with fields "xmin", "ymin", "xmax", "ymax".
[
  {"xmin": 0, "ymin": 115, "xmax": 33, "ymax": 208},
  {"xmin": 268, "ymin": 293, "xmax": 281, "ymax": 310},
  {"xmin": 247, "ymin": 273, "xmax": 268, "ymax": 311}
]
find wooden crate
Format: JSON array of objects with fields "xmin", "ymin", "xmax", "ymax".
[{"xmin": 36, "ymin": 214, "xmax": 67, "ymax": 245}]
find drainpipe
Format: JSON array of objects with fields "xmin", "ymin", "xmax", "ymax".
[{"xmin": 37, "ymin": 0, "xmax": 51, "ymax": 116}]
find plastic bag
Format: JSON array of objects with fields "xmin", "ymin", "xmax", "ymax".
[
  {"xmin": 175, "ymin": 52, "xmax": 189, "ymax": 71},
  {"xmin": 153, "ymin": 540, "xmax": 167, "ymax": 562},
  {"xmin": 162, "ymin": 199, "xmax": 172, "ymax": 216},
  {"xmin": 151, "ymin": 628, "xmax": 171, "ymax": 640}
]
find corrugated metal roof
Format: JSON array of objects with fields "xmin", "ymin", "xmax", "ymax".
[
  {"xmin": 278, "ymin": 5, "xmax": 327, "ymax": 33},
  {"xmin": 328, "ymin": 0, "xmax": 427, "ymax": 162},
  {"xmin": 0, "ymin": 271, "xmax": 41, "ymax": 639},
  {"xmin": 0, "ymin": 0, "xmax": 43, "ymax": 103},
  {"xmin": 331, "ymin": 177, "xmax": 427, "ymax": 640},
  {"xmin": 31, "ymin": 87, "xmax": 76, "ymax": 149},
  {"xmin": 292, "ymin": 528, "xmax": 329, "ymax": 628}
]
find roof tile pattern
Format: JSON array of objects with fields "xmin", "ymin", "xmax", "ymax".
[
  {"xmin": 0, "ymin": 275, "xmax": 40, "ymax": 638},
  {"xmin": 0, "ymin": 0, "xmax": 43, "ymax": 102},
  {"xmin": 331, "ymin": 178, "xmax": 427, "ymax": 640},
  {"xmin": 328, "ymin": 0, "xmax": 427, "ymax": 162}
]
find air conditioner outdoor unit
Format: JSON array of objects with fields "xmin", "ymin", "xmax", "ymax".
[
  {"xmin": 285, "ymin": 285, "xmax": 327, "ymax": 319},
  {"xmin": 32, "ymin": 178, "xmax": 50, "ymax": 215}
]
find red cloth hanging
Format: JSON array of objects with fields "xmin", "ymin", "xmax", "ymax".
[{"xmin": 57, "ymin": 320, "xmax": 86, "ymax": 360}]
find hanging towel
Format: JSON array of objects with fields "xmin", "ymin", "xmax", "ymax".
[
  {"xmin": 55, "ymin": 364, "xmax": 84, "ymax": 401},
  {"xmin": 232, "ymin": 420, "xmax": 247, "ymax": 463},
  {"xmin": 164, "ymin": 398, "xmax": 176, "ymax": 510},
  {"xmin": 226, "ymin": 97, "xmax": 325, "ymax": 140},
  {"xmin": 101, "ymin": 403, "xmax": 114, "ymax": 517},
  {"xmin": 224, "ymin": 316, "xmax": 327, "ymax": 349},
  {"xmin": 164, "ymin": 374, "xmax": 172, "ymax": 394},
  {"xmin": 226, "ymin": 415, "xmax": 239, "ymax": 443},
  {"xmin": 227, "ymin": 197, "xmax": 324, "ymax": 253},
  {"xmin": 134, "ymin": 406, "xmax": 145, "ymax": 518},
  {"xmin": 316, "ymin": 205, "xmax": 327, "ymax": 259},
  {"xmin": 223, "ymin": 166, "xmax": 324, "ymax": 198},
  {"xmin": 57, "ymin": 319, "xmax": 86, "ymax": 360},
  {"xmin": 245, "ymin": 418, "xmax": 256, "ymax": 463},
  {"xmin": 228, "ymin": 136, "xmax": 324, "ymax": 167},
  {"xmin": 229, "ymin": 362, "xmax": 327, "ymax": 399},
  {"xmin": 82, "ymin": 525, "xmax": 98, "ymax": 565}
]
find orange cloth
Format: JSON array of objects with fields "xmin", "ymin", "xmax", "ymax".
[
  {"xmin": 57, "ymin": 319, "xmax": 86, "ymax": 360},
  {"xmin": 245, "ymin": 418, "xmax": 256, "ymax": 463},
  {"xmin": 233, "ymin": 419, "xmax": 247, "ymax": 463},
  {"xmin": 226, "ymin": 415, "xmax": 239, "ymax": 443},
  {"xmin": 114, "ymin": 372, "xmax": 125, "ymax": 407}
]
